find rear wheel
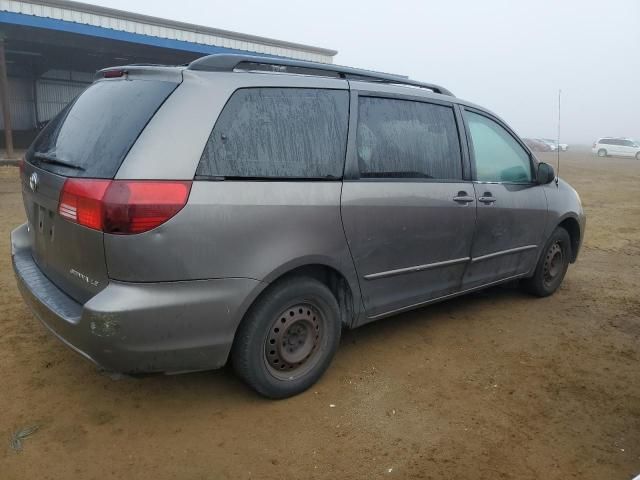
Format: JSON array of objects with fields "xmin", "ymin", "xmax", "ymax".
[
  {"xmin": 597, "ymin": 148, "xmax": 607, "ymax": 157},
  {"xmin": 231, "ymin": 276, "xmax": 341, "ymax": 399},
  {"xmin": 522, "ymin": 227, "xmax": 571, "ymax": 297}
]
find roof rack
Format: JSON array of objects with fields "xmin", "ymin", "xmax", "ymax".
[{"xmin": 188, "ymin": 54, "xmax": 454, "ymax": 97}]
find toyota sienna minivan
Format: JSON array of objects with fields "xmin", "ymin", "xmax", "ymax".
[{"xmin": 12, "ymin": 54, "xmax": 585, "ymax": 398}]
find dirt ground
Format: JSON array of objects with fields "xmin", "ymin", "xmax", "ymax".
[{"xmin": 0, "ymin": 148, "xmax": 638, "ymax": 479}]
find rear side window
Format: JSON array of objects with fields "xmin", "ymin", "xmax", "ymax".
[
  {"xmin": 356, "ymin": 97, "xmax": 462, "ymax": 179},
  {"xmin": 197, "ymin": 88, "xmax": 348, "ymax": 179},
  {"xmin": 465, "ymin": 111, "xmax": 533, "ymax": 183},
  {"xmin": 28, "ymin": 79, "xmax": 177, "ymax": 178}
]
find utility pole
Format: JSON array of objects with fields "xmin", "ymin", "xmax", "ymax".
[{"xmin": 0, "ymin": 34, "xmax": 14, "ymax": 159}]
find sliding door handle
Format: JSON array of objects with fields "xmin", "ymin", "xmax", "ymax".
[
  {"xmin": 478, "ymin": 196, "xmax": 496, "ymax": 204},
  {"xmin": 453, "ymin": 193, "xmax": 474, "ymax": 204}
]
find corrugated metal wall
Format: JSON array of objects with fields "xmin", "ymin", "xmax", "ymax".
[
  {"xmin": 36, "ymin": 78, "xmax": 86, "ymax": 123},
  {"xmin": 0, "ymin": 77, "xmax": 34, "ymax": 129},
  {"xmin": 0, "ymin": 70, "xmax": 91, "ymax": 130}
]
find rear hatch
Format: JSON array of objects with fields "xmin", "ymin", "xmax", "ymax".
[{"xmin": 21, "ymin": 69, "xmax": 181, "ymax": 303}]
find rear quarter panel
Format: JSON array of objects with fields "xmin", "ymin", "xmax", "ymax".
[
  {"xmin": 103, "ymin": 181, "xmax": 360, "ymax": 298},
  {"xmin": 107, "ymin": 70, "xmax": 361, "ymax": 315}
]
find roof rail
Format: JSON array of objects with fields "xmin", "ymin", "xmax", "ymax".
[{"xmin": 188, "ymin": 54, "xmax": 454, "ymax": 97}]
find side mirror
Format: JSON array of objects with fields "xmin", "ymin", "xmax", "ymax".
[{"xmin": 537, "ymin": 162, "xmax": 555, "ymax": 184}]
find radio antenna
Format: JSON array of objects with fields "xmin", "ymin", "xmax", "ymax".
[{"xmin": 556, "ymin": 89, "xmax": 561, "ymax": 185}]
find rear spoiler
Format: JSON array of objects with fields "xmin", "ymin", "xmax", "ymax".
[{"xmin": 96, "ymin": 65, "xmax": 185, "ymax": 83}]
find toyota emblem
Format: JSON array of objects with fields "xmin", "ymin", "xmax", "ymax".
[{"xmin": 29, "ymin": 172, "xmax": 39, "ymax": 192}]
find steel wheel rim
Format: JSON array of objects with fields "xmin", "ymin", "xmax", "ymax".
[
  {"xmin": 264, "ymin": 302, "xmax": 324, "ymax": 380},
  {"xmin": 543, "ymin": 241, "xmax": 564, "ymax": 286}
]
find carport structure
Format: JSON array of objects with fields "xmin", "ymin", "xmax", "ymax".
[{"xmin": 0, "ymin": 0, "xmax": 337, "ymax": 156}]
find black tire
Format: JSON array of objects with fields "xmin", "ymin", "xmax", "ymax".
[
  {"xmin": 522, "ymin": 227, "xmax": 572, "ymax": 297},
  {"xmin": 231, "ymin": 276, "xmax": 341, "ymax": 399},
  {"xmin": 635, "ymin": 152, "xmax": 640, "ymax": 160},
  {"xmin": 597, "ymin": 148, "xmax": 607, "ymax": 157}
]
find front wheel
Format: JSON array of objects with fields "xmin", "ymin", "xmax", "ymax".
[
  {"xmin": 636, "ymin": 152, "xmax": 640, "ymax": 160},
  {"xmin": 231, "ymin": 276, "xmax": 341, "ymax": 399},
  {"xmin": 522, "ymin": 227, "xmax": 572, "ymax": 297},
  {"xmin": 597, "ymin": 148, "xmax": 607, "ymax": 157}
]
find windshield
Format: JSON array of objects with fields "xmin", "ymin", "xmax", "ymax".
[{"xmin": 26, "ymin": 78, "xmax": 178, "ymax": 178}]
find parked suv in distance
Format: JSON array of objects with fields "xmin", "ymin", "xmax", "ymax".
[
  {"xmin": 593, "ymin": 137, "xmax": 640, "ymax": 159},
  {"xmin": 12, "ymin": 54, "xmax": 585, "ymax": 398}
]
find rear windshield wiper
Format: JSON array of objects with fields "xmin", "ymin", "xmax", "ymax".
[{"xmin": 33, "ymin": 152, "xmax": 85, "ymax": 171}]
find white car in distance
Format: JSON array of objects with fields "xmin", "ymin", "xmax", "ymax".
[{"xmin": 593, "ymin": 138, "xmax": 640, "ymax": 159}]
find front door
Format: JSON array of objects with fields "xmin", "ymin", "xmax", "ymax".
[
  {"xmin": 620, "ymin": 139, "xmax": 636, "ymax": 157},
  {"xmin": 461, "ymin": 108, "xmax": 548, "ymax": 289},
  {"xmin": 341, "ymin": 94, "xmax": 475, "ymax": 319}
]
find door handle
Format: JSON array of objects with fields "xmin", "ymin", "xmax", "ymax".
[
  {"xmin": 453, "ymin": 192, "xmax": 474, "ymax": 204},
  {"xmin": 478, "ymin": 193, "xmax": 496, "ymax": 204}
]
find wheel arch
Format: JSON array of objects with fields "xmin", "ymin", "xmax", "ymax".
[
  {"xmin": 242, "ymin": 257, "xmax": 362, "ymax": 332},
  {"xmin": 557, "ymin": 215, "xmax": 581, "ymax": 263}
]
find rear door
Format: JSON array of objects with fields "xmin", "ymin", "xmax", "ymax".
[
  {"xmin": 460, "ymin": 108, "xmax": 548, "ymax": 289},
  {"xmin": 22, "ymin": 72, "xmax": 180, "ymax": 303},
  {"xmin": 341, "ymin": 92, "xmax": 475, "ymax": 319}
]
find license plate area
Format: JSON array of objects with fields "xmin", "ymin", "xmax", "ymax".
[{"xmin": 36, "ymin": 203, "xmax": 56, "ymax": 242}]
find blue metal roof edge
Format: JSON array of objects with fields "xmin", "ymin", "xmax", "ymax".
[{"xmin": 0, "ymin": 10, "xmax": 271, "ymax": 57}]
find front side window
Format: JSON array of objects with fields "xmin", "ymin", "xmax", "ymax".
[
  {"xmin": 465, "ymin": 111, "xmax": 533, "ymax": 183},
  {"xmin": 356, "ymin": 97, "xmax": 462, "ymax": 180},
  {"xmin": 197, "ymin": 88, "xmax": 348, "ymax": 179}
]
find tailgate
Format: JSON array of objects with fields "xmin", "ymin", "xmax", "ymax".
[{"xmin": 21, "ymin": 164, "xmax": 108, "ymax": 304}]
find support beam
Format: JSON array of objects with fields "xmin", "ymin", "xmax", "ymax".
[{"xmin": 0, "ymin": 37, "xmax": 14, "ymax": 158}]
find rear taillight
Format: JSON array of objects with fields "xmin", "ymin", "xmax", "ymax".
[{"xmin": 58, "ymin": 179, "xmax": 192, "ymax": 234}]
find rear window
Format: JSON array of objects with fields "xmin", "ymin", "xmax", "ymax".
[
  {"xmin": 27, "ymin": 79, "xmax": 177, "ymax": 178},
  {"xmin": 196, "ymin": 88, "xmax": 349, "ymax": 179}
]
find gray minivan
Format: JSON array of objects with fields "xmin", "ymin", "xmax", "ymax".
[{"xmin": 12, "ymin": 54, "xmax": 585, "ymax": 398}]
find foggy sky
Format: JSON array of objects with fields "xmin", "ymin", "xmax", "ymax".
[{"xmin": 88, "ymin": 0, "xmax": 640, "ymax": 144}]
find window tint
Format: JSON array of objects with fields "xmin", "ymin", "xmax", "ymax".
[
  {"xmin": 197, "ymin": 88, "xmax": 348, "ymax": 179},
  {"xmin": 599, "ymin": 139, "xmax": 610, "ymax": 145},
  {"xmin": 27, "ymin": 79, "xmax": 177, "ymax": 178},
  {"xmin": 465, "ymin": 111, "xmax": 533, "ymax": 183},
  {"xmin": 622, "ymin": 140, "xmax": 635, "ymax": 147},
  {"xmin": 356, "ymin": 97, "xmax": 462, "ymax": 180}
]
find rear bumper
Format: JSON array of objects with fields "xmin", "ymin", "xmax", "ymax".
[{"xmin": 11, "ymin": 223, "xmax": 261, "ymax": 374}]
